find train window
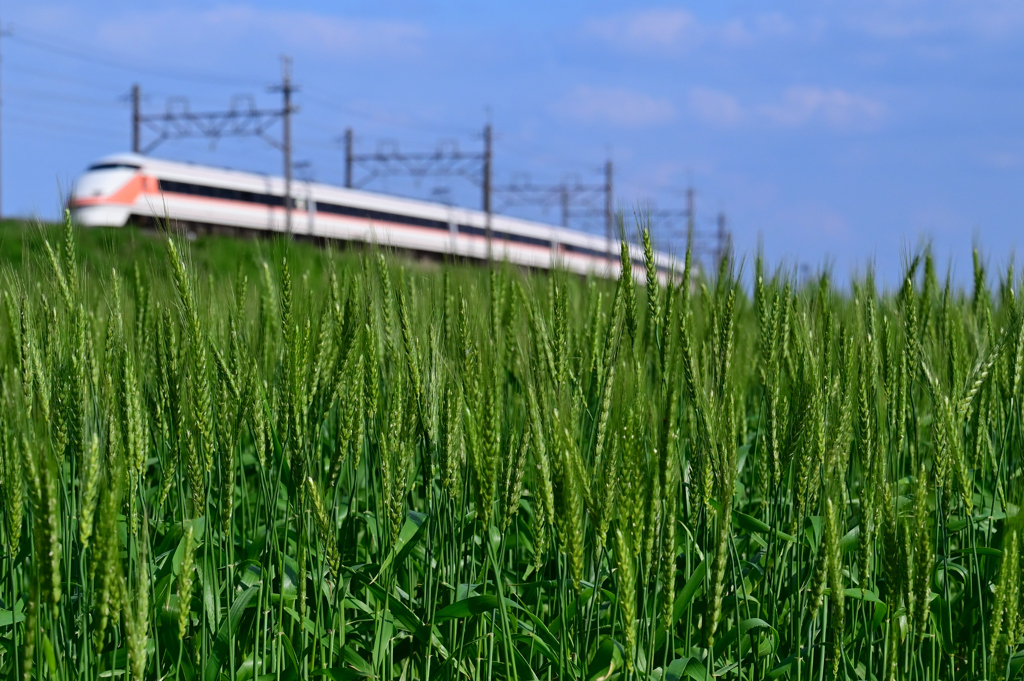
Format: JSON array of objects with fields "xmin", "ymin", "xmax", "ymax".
[
  {"xmin": 457, "ymin": 225, "xmax": 547, "ymax": 245},
  {"xmin": 506, "ymin": 233, "xmax": 551, "ymax": 248},
  {"xmin": 88, "ymin": 163, "xmax": 141, "ymax": 171},
  {"xmin": 158, "ymin": 178, "xmax": 285, "ymax": 207},
  {"xmin": 458, "ymin": 225, "xmax": 487, "ymax": 237},
  {"xmin": 562, "ymin": 243, "xmax": 613, "ymax": 260},
  {"xmin": 317, "ymin": 202, "xmax": 448, "ymax": 231}
]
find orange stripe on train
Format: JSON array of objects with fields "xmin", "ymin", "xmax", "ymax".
[{"xmin": 71, "ymin": 173, "xmax": 153, "ymax": 207}]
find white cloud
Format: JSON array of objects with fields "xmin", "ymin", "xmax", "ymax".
[
  {"xmin": 757, "ymin": 87, "xmax": 886, "ymax": 129},
  {"xmin": 585, "ymin": 9, "xmax": 793, "ymax": 53},
  {"xmin": 585, "ymin": 9, "xmax": 697, "ymax": 52},
  {"xmin": 554, "ymin": 85, "xmax": 675, "ymax": 127},
  {"xmin": 689, "ymin": 88, "xmax": 743, "ymax": 126},
  {"xmin": 720, "ymin": 13, "xmax": 794, "ymax": 46},
  {"xmin": 849, "ymin": 1, "xmax": 1024, "ymax": 40},
  {"xmin": 687, "ymin": 86, "xmax": 885, "ymax": 131},
  {"xmin": 855, "ymin": 15, "xmax": 941, "ymax": 39},
  {"xmin": 95, "ymin": 6, "xmax": 425, "ymax": 60}
]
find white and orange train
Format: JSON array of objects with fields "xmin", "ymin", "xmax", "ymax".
[{"xmin": 70, "ymin": 153, "xmax": 678, "ymax": 278}]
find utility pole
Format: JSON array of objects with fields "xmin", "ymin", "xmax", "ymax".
[
  {"xmin": 271, "ymin": 56, "xmax": 297, "ymax": 235},
  {"xmin": 344, "ymin": 128, "xmax": 353, "ymax": 188},
  {"xmin": 715, "ymin": 210, "xmax": 729, "ymax": 266},
  {"xmin": 604, "ymin": 159, "xmax": 614, "ymax": 256},
  {"xmin": 131, "ymin": 84, "xmax": 141, "ymax": 153},
  {"xmin": 560, "ymin": 186, "xmax": 570, "ymax": 227},
  {"xmin": 483, "ymin": 123, "xmax": 493, "ymax": 258}
]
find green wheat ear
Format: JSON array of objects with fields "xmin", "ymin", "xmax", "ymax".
[
  {"xmin": 2, "ymin": 219, "xmax": 1021, "ymax": 680},
  {"xmin": 178, "ymin": 522, "xmax": 195, "ymax": 640}
]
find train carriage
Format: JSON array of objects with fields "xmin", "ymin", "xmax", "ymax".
[{"xmin": 70, "ymin": 153, "xmax": 679, "ymax": 279}]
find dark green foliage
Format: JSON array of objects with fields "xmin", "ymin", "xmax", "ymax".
[{"xmin": 0, "ymin": 218, "xmax": 1021, "ymax": 680}]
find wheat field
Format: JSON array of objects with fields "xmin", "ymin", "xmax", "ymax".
[{"xmin": 0, "ymin": 216, "xmax": 1021, "ymax": 680}]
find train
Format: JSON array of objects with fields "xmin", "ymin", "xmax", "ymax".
[{"xmin": 69, "ymin": 153, "xmax": 679, "ymax": 278}]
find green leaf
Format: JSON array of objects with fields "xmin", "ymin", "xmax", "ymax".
[
  {"xmin": 353, "ymin": 573, "xmax": 427, "ymax": 641},
  {"xmin": 42, "ymin": 635, "xmax": 57, "ymax": 677},
  {"xmin": 218, "ymin": 583, "xmax": 260, "ymax": 649},
  {"xmin": 840, "ymin": 587, "xmax": 888, "ymax": 630},
  {"xmin": 806, "ymin": 515, "xmax": 823, "ymax": 547},
  {"xmin": 311, "ymin": 668, "xmax": 367, "ymax": 681},
  {"xmin": 839, "ymin": 525, "xmax": 860, "ymax": 553},
  {"xmin": 375, "ymin": 510, "xmax": 428, "ymax": 577},
  {"xmin": 236, "ymin": 653, "xmax": 265, "ymax": 681},
  {"xmin": 652, "ymin": 561, "xmax": 706, "ymax": 653},
  {"xmin": 586, "ymin": 638, "xmax": 623, "ymax": 681},
  {"xmin": 842, "ymin": 587, "xmax": 883, "ymax": 604},
  {"xmin": 372, "ymin": 611, "xmax": 395, "ymax": 673},
  {"xmin": 947, "ymin": 511, "xmax": 1006, "ymax": 532},
  {"xmin": 676, "ymin": 561, "xmax": 707, "ymax": 617},
  {"xmin": 239, "ymin": 561, "xmax": 263, "ymax": 588},
  {"xmin": 284, "ymin": 607, "xmax": 319, "ymax": 636},
  {"xmin": 336, "ymin": 648, "xmax": 373, "ymax": 677},
  {"xmin": 434, "ymin": 594, "xmax": 500, "ymax": 623},
  {"xmin": 952, "ymin": 547, "xmax": 1002, "ymax": 559},
  {"xmin": 665, "ymin": 656, "xmax": 708, "ymax": 681},
  {"xmin": 766, "ymin": 654, "xmax": 797, "ymax": 679},
  {"xmin": 202, "ymin": 559, "xmax": 218, "ymax": 632},
  {"xmin": 734, "ymin": 510, "xmax": 797, "ymax": 542},
  {"xmin": 1009, "ymin": 650, "xmax": 1024, "ymax": 680},
  {"xmin": 191, "ymin": 516, "xmax": 207, "ymax": 541},
  {"xmin": 280, "ymin": 631, "xmax": 301, "ymax": 672},
  {"xmin": 395, "ymin": 510, "xmax": 429, "ymax": 566},
  {"xmin": 0, "ymin": 600, "xmax": 25, "ymax": 627},
  {"xmin": 515, "ymin": 605, "xmax": 561, "ymax": 665},
  {"xmin": 713, "ymin": 618, "xmax": 777, "ymax": 659},
  {"xmin": 204, "ymin": 583, "xmax": 261, "ymax": 681}
]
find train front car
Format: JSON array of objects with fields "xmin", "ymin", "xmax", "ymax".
[{"xmin": 69, "ymin": 154, "xmax": 154, "ymax": 227}]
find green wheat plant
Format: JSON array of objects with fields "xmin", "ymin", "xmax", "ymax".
[{"xmin": 0, "ymin": 213, "xmax": 1021, "ymax": 681}]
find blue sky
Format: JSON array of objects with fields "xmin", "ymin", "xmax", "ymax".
[{"xmin": 4, "ymin": 1, "xmax": 1024, "ymax": 282}]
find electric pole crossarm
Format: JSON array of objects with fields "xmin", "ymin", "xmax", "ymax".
[
  {"xmin": 347, "ymin": 153, "xmax": 486, "ymax": 188},
  {"xmin": 132, "ymin": 57, "xmax": 298, "ymax": 233},
  {"xmin": 343, "ymin": 126, "xmax": 492, "ymax": 211},
  {"xmin": 138, "ymin": 107, "xmax": 287, "ymax": 152},
  {"xmin": 492, "ymin": 174, "xmax": 610, "ymax": 230}
]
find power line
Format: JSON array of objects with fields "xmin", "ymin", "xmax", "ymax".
[
  {"xmin": 5, "ymin": 86, "xmax": 122, "ymax": 108},
  {"xmin": 8, "ymin": 29, "xmax": 264, "ymax": 87},
  {"xmin": 4, "ymin": 62, "xmax": 125, "ymax": 91},
  {"xmin": 2, "ymin": 114, "xmax": 122, "ymax": 140},
  {"xmin": 304, "ymin": 93, "xmax": 477, "ymax": 137}
]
